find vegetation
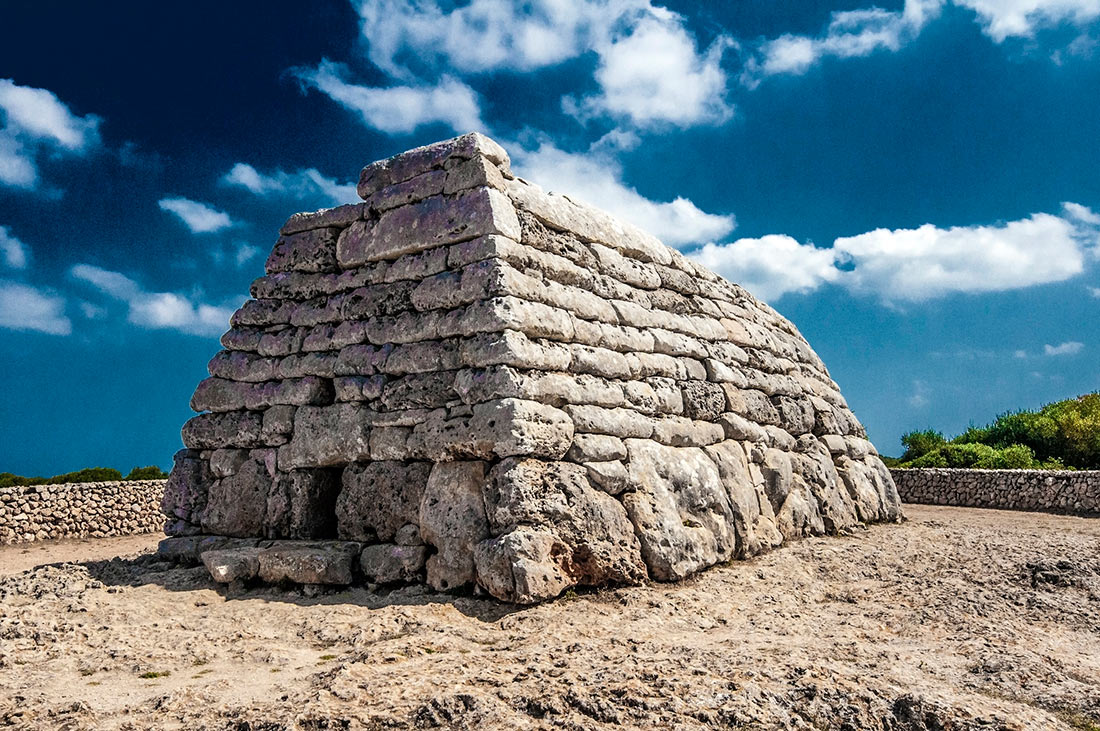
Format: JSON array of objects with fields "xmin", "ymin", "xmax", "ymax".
[
  {"xmin": 892, "ymin": 393, "xmax": 1100, "ymax": 470},
  {"xmin": 0, "ymin": 464, "xmax": 168, "ymax": 488}
]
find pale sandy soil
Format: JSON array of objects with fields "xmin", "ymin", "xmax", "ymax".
[{"xmin": 1, "ymin": 505, "xmax": 1098, "ymax": 731}]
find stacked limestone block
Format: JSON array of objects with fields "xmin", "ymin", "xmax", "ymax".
[{"xmin": 160, "ymin": 133, "xmax": 902, "ymax": 603}]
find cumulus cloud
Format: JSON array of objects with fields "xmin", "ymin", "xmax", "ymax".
[
  {"xmin": 513, "ymin": 140, "xmax": 735, "ymax": 247},
  {"xmin": 835, "ymin": 208, "xmax": 1090, "ymax": 301},
  {"xmin": 71, "ymin": 264, "xmax": 237, "ymax": 337},
  {"xmin": 565, "ymin": 8, "xmax": 735, "ymax": 127},
  {"xmin": 955, "ymin": 0, "xmax": 1100, "ymax": 41},
  {"xmin": 0, "ymin": 280, "xmax": 71, "ymax": 335},
  {"xmin": 689, "ymin": 203, "xmax": 1100, "ymax": 303},
  {"xmin": 1044, "ymin": 340, "xmax": 1085, "ymax": 355},
  {"xmin": 222, "ymin": 163, "xmax": 358, "ymax": 206},
  {"xmin": 1089, "ymin": 286, "xmax": 1100, "ymax": 297},
  {"xmin": 0, "ymin": 79, "xmax": 100, "ymax": 189},
  {"xmin": 293, "ymin": 60, "xmax": 483, "ymax": 135},
  {"xmin": 0, "ymin": 226, "xmax": 28, "ymax": 269},
  {"xmin": 742, "ymin": 0, "xmax": 941, "ymax": 85},
  {"xmin": 158, "ymin": 197, "xmax": 234, "ymax": 234},
  {"xmin": 693, "ymin": 235, "xmax": 840, "ymax": 301}
]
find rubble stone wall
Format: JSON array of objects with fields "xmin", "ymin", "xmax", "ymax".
[
  {"xmin": 0, "ymin": 480, "xmax": 165, "ymax": 544},
  {"xmin": 891, "ymin": 468, "xmax": 1100, "ymax": 516},
  {"xmin": 162, "ymin": 133, "xmax": 903, "ymax": 603}
]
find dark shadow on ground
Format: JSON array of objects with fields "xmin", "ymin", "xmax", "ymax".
[{"xmin": 78, "ymin": 551, "xmax": 530, "ymax": 622}]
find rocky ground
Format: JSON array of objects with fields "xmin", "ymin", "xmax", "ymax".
[{"xmin": 1, "ymin": 505, "xmax": 1098, "ymax": 730}]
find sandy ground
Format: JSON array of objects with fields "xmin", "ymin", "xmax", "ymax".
[{"xmin": 1, "ymin": 505, "xmax": 1098, "ymax": 731}]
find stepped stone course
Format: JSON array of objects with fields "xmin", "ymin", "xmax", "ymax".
[{"xmin": 161, "ymin": 132, "xmax": 902, "ymax": 603}]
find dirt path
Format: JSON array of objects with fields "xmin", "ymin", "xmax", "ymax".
[{"xmin": 2, "ymin": 505, "xmax": 1098, "ymax": 730}]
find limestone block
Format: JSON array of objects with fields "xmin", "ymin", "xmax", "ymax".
[
  {"xmin": 256, "ymin": 542, "xmax": 360, "ymax": 585},
  {"xmin": 459, "ymin": 331, "xmax": 572, "ymax": 371},
  {"xmin": 220, "ymin": 327, "xmax": 262, "ymax": 353},
  {"xmin": 208, "ymin": 351, "xmax": 277, "ymax": 383},
  {"xmin": 564, "ymin": 404, "xmax": 654, "ymax": 440},
  {"xmin": 681, "ymin": 380, "xmax": 726, "ymax": 421},
  {"xmin": 279, "ymin": 403, "xmax": 371, "ymax": 469},
  {"xmin": 584, "ymin": 460, "xmax": 631, "ymax": 495},
  {"xmin": 257, "ymin": 328, "xmax": 304, "ymax": 358},
  {"xmin": 335, "ymin": 343, "xmax": 392, "ymax": 376},
  {"xmin": 341, "ymin": 280, "xmax": 415, "ymax": 320},
  {"xmin": 162, "ymin": 449, "xmax": 211, "ymax": 524},
  {"xmin": 383, "ymin": 245, "xmax": 450, "ymax": 283},
  {"xmin": 339, "ymin": 188, "xmax": 520, "ymax": 267},
  {"xmin": 621, "ymin": 441, "xmax": 738, "ymax": 580},
  {"xmin": 704, "ymin": 441, "xmax": 782, "ymax": 557},
  {"xmin": 651, "ymin": 416, "xmax": 725, "ymax": 448},
  {"xmin": 190, "ymin": 377, "xmax": 333, "ymax": 413},
  {"xmin": 265, "ymin": 469, "xmax": 341, "ymax": 539},
  {"xmin": 281, "ymin": 202, "xmax": 366, "ymax": 235},
  {"xmin": 266, "ymin": 228, "xmax": 339, "ymax": 274},
  {"xmin": 360, "ymin": 544, "xmax": 428, "ymax": 584},
  {"xmin": 201, "ymin": 450, "xmax": 275, "ymax": 537},
  {"xmin": 208, "ymin": 449, "xmax": 250, "ymax": 478},
  {"xmin": 337, "ymin": 461, "xmax": 430, "ymax": 542},
  {"xmin": 369, "ymin": 426, "xmax": 412, "ymax": 460},
  {"xmin": 373, "ymin": 168, "xmax": 447, "ymax": 212},
  {"xmin": 182, "ymin": 411, "xmax": 266, "ymax": 450},
  {"xmin": 791, "ymin": 444, "xmax": 860, "ymax": 534},
  {"xmin": 565, "ymin": 433, "xmax": 628, "ymax": 463},
  {"xmin": 357, "ymin": 132, "xmax": 509, "ymax": 198},
  {"xmin": 334, "ymin": 375, "xmax": 387, "ymax": 402},
  {"xmin": 419, "ymin": 461, "xmax": 490, "ymax": 591},
  {"xmin": 202, "ymin": 547, "xmax": 262, "ymax": 584},
  {"xmin": 772, "ymin": 396, "xmax": 816, "ymax": 436},
  {"xmin": 569, "ymin": 344, "xmax": 639, "ymax": 380},
  {"xmin": 232, "ymin": 298, "xmax": 293, "ymax": 328},
  {"xmin": 479, "ymin": 458, "xmax": 646, "ymax": 601},
  {"xmin": 407, "ymin": 398, "xmax": 573, "ymax": 461},
  {"xmin": 473, "ymin": 529, "xmax": 572, "ymax": 604}
]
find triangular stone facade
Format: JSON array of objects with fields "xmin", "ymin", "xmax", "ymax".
[{"xmin": 160, "ymin": 133, "xmax": 902, "ymax": 603}]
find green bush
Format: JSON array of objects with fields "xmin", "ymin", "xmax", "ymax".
[
  {"xmin": 48, "ymin": 467, "xmax": 123, "ymax": 484},
  {"xmin": 899, "ymin": 429, "xmax": 946, "ymax": 461},
  {"xmin": 894, "ymin": 393, "xmax": 1099, "ymax": 470},
  {"xmin": 125, "ymin": 465, "xmax": 168, "ymax": 480}
]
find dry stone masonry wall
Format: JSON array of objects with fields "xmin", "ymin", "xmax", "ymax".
[
  {"xmin": 0, "ymin": 481, "xmax": 165, "ymax": 544},
  {"xmin": 892, "ymin": 468, "xmax": 1100, "ymax": 516},
  {"xmin": 160, "ymin": 133, "xmax": 903, "ymax": 603}
]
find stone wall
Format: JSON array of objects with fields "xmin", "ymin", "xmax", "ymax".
[
  {"xmin": 0, "ymin": 480, "xmax": 166, "ymax": 544},
  {"xmin": 891, "ymin": 468, "xmax": 1100, "ymax": 516},
  {"xmin": 162, "ymin": 133, "xmax": 902, "ymax": 603}
]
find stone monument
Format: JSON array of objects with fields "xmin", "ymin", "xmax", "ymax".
[{"xmin": 159, "ymin": 133, "xmax": 901, "ymax": 603}]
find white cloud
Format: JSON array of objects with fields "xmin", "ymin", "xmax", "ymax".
[
  {"xmin": 835, "ymin": 208, "xmax": 1092, "ymax": 301},
  {"xmin": 513, "ymin": 140, "xmax": 735, "ymax": 247},
  {"xmin": 693, "ymin": 235, "xmax": 840, "ymax": 301},
  {"xmin": 235, "ymin": 243, "xmax": 260, "ymax": 267},
  {"xmin": 0, "ymin": 280, "xmax": 71, "ymax": 335},
  {"xmin": 158, "ymin": 197, "xmax": 234, "ymax": 234},
  {"xmin": 71, "ymin": 264, "xmax": 237, "ymax": 337},
  {"xmin": 355, "ymin": 0, "xmax": 641, "ymax": 77},
  {"xmin": 294, "ymin": 60, "xmax": 483, "ymax": 135},
  {"xmin": 222, "ymin": 163, "xmax": 358, "ymax": 206},
  {"xmin": 742, "ymin": 0, "xmax": 941, "ymax": 85},
  {"xmin": 0, "ymin": 226, "xmax": 28, "ymax": 269},
  {"xmin": 0, "ymin": 79, "xmax": 100, "ymax": 189},
  {"xmin": 907, "ymin": 379, "xmax": 931, "ymax": 408},
  {"xmin": 955, "ymin": 0, "xmax": 1100, "ymax": 41},
  {"xmin": 1044, "ymin": 340, "xmax": 1084, "ymax": 355},
  {"xmin": 567, "ymin": 8, "xmax": 735, "ymax": 127},
  {"xmin": 688, "ymin": 203, "xmax": 1100, "ymax": 302},
  {"xmin": 1089, "ymin": 286, "xmax": 1100, "ymax": 297}
]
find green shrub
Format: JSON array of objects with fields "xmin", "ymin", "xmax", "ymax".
[
  {"xmin": 900, "ymin": 429, "xmax": 946, "ymax": 461},
  {"xmin": 125, "ymin": 465, "xmax": 168, "ymax": 480},
  {"xmin": 48, "ymin": 467, "xmax": 123, "ymax": 484}
]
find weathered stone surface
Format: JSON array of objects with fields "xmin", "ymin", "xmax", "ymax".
[
  {"xmin": 266, "ymin": 228, "xmax": 339, "ymax": 273},
  {"xmin": 257, "ymin": 542, "xmax": 360, "ymax": 585},
  {"xmin": 201, "ymin": 450, "xmax": 275, "ymax": 537},
  {"xmin": 202, "ymin": 547, "xmax": 262, "ymax": 584},
  {"xmin": 162, "ymin": 449, "xmax": 211, "ymax": 525},
  {"xmin": 478, "ymin": 458, "xmax": 646, "ymax": 601},
  {"xmin": 359, "ymin": 543, "xmax": 428, "ymax": 584},
  {"xmin": 621, "ymin": 440, "xmax": 738, "ymax": 581},
  {"xmin": 357, "ymin": 132, "xmax": 509, "ymax": 198},
  {"xmin": 279, "ymin": 403, "xmax": 372, "ymax": 469},
  {"xmin": 419, "ymin": 461, "xmax": 490, "ymax": 591},
  {"xmin": 337, "ymin": 461, "xmax": 430, "ymax": 542},
  {"xmin": 182, "ymin": 411, "xmax": 266, "ymax": 450}
]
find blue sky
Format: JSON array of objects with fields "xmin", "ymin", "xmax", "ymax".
[{"xmin": 1, "ymin": 0, "xmax": 1098, "ymax": 474}]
